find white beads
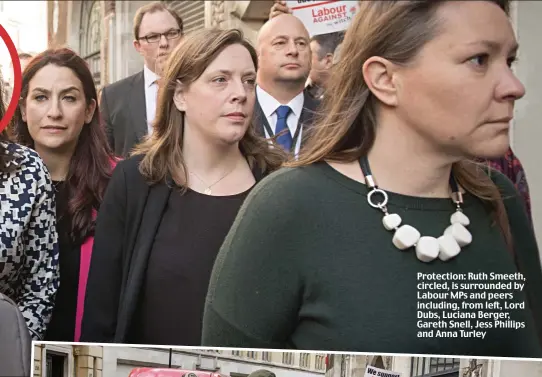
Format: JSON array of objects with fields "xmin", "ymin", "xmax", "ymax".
[
  {"xmin": 382, "ymin": 213, "xmax": 402, "ymax": 230},
  {"xmin": 438, "ymin": 234, "xmax": 461, "ymax": 261},
  {"xmin": 382, "ymin": 209, "xmax": 471, "ymax": 263},
  {"xmin": 415, "ymin": 236, "xmax": 440, "ymax": 263},
  {"xmin": 451, "ymin": 211, "xmax": 470, "ymax": 226},
  {"xmin": 392, "ymin": 225, "xmax": 421, "ymax": 250},
  {"xmin": 444, "ymin": 223, "xmax": 472, "ymax": 247}
]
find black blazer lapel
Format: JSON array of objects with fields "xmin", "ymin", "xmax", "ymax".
[
  {"xmin": 129, "ymin": 71, "xmax": 148, "ymax": 144},
  {"xmin": 299, "ymin": 91, "xmax": 321, "ymax": 147},
  {"xmin": 114, "ymin": 181, "xmax": 172, "ymax": 342},
  {"xmin": 253, "ymin": 92, "xmax": 271, "ymax": 138},
  {"xmin": 300, "ymin": 91, "xmax": 320, "ymax": 126}
]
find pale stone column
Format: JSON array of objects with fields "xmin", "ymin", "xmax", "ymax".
[
  {"xmin": 100, "ymin": 0, "xmax": 116, "ymax": 87},
  {"xmin": 210, "ymin": 0, "xmax": 226, "ymax": 28},
  {"xmin": 99, "ymin": 0, "xmax": 107, "ymax": 91},
  {"xmin": 47, "ymin": 0, "xmax": 70, "ymax": 48},
  {"xmin": 390, "ymin": 356, "xmax": 411, "ymax": 376},
  {"xmin": 351, "ymin": 355, "xmax": 369, "ymax": 377},
  {"xmin": 33, "ymin": 344, "xmax": 45, "ymax": 377},
  {"xmin": 215, "ymin": 1, "xmax": 267, "ymax": 45},
  {"xmin": 460, "ymin": 359, "xmax": 486, "ymax": 377},
  {"xmin": 383, "ymin": 357, "xmax": 393, "ymax": 370},
  {"xmin": 74, "ymin": 345, "xmax": 103, "ymax": 377}
]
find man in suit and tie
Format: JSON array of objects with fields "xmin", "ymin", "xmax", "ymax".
[
  {"xmin": 255, "ymin": 14, "xmax": 320, "ymax": 156},
  {"xmin": 100, "ymin": 2, "xmax": 184, "ymax": 157},
  {"xmin": 305, "ymin": 32, "xmax": 344, "ymax": 100}
]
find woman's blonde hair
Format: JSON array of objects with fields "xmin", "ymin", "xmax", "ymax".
[
  {"xmin": 289, "ymin": 0, "xmax": 513, "ymax": 251},
  {"xmin": 132, "ymin": 28, "xmax": 286, "ymax": 189}
]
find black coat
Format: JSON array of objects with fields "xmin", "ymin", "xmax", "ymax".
[
  {"xmin": 80, "ymin": 155, "xmax": 266, "ymax": 343},
  {"xmin": 101, "ymin": 71, "xmax": 149, "ymax": 158}
]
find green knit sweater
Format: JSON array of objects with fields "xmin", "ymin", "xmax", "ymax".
[{"xmin": 202, "ymin": 162, "xmax": 542, "ymax": 357}]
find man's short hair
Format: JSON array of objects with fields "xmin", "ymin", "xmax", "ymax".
[
  {"xmin": 248, "ymin": 370, "xmax": 276, "ymax": 377},
  {"xmin": 311, "ymin": 31, "xmax": 344, "ymax": 60},
  {"xmin": 18, "ymin": 52, "xmax": 33, "ymax": 60},
  {"xmin": 133, "ymin": 1, "xmax": 184, "ymax": 40},
  {"xmin": 333, "ymin": 42, "xmax": 343, "ymax": 65}
]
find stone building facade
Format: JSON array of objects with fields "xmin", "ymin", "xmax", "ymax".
[
  {"xmin": 33, "ymin": 344, "xmax": 326, "ymax": 377},
  {"xmin": 325, "ymin": 354, "xmax": 394, "ymax": 377},
  {"xmin": 325, "ymin": 354, "xmax": 542, "ymax": 377},
  {"xmin": 46, "ymin": 0, "xmax": 274, "ymax": 91}
]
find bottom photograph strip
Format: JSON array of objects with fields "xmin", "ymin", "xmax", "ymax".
[{"xmin": 31, "ymin": 344, "xmax": 542, "ymax": 377}]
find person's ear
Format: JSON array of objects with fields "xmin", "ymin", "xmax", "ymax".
[
  {"xmin": 173, "ymin": 79, "xmax": 187, "ymax": 112},
  {"xmin": 85, "ymin": 99, "xmax": 97, "ymax": 123},
  {"xmin": 362, "ymin": 56, "xmax": 399, "ymax": 107}
]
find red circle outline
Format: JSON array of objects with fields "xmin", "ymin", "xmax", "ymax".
[{"xmin": 0, "ymin": 24, "xmax": 22, "ymax": 133}]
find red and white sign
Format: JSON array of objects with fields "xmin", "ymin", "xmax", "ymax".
[{"xmin": 287, "ymin": 0, "xmax": 359, "ymax": 37}]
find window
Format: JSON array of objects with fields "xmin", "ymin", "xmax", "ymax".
[
  {"xmin": 45, "ymin": 351, "xmax": 67, "ymax": 377},
  {"xmin": 373, "ymin": 357, "xmax": 385, "ymax": 369},
  {"xmin": 79, "ymin": 0, "xmax": 101, "ymax": 86},
  {"xmin": 326, "ymin": 354, "xmax": 334, "ymax": 371},
  {"xmin": 315, "ymin": 355, "xmax": 326, "ymax": 370},
  {"xmin": 411, "ymin": 358, "xmax": 460, "ymax": 377},
  {"xmin": 282, "ymin": 352, "xmax": 294, "ymax": 365},
  {"xmin": 165, "ymin": 1, "xmax": 205, "ymax": 33},
  {"xmin": 262, "ymin": 352, "xmax": 271, "ymax": 362},
  {"xmin": 246, "ymin": 351, "xmax": 256, "ymax": 359},
  {"xmin": 300, "ymin": 353, "xmax": 311, "ymax": 368},
  {"xmin": 231, "ymin": 350, "xmax": 242, "ymax": 357}
]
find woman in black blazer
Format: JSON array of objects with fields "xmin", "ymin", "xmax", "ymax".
[{"xmin": 80, "ymin": 28, "xmax": 286, "ymax": 345}]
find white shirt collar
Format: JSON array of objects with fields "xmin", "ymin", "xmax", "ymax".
[
  {"xmin": 143, "ymin": 65, "xmax": 159, "ymax": 88},
  {"xmin": 256, "ymin": 86, "xmax": 304, "ymax": 118}
]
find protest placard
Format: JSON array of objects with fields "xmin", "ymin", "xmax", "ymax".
[
  {"xmin": 364, "ymin": 365, "xmax": 402, "ymax": 377},
  {"xmin": 286, "ymin": 0, "xmax": 359, "ymax": 36}
]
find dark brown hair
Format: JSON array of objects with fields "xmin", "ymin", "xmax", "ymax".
[
  {"xmin": 133, "ymin": 1, "xmax": 184, "ymax": 40},
  {"xmin": 18, "ymin": 52, "xmax": 33, "ymax": 61},
  {"xmin": 13, "ymin": 48, "xmax": 115, "ymax": 244},
  {"xmin": 289, "ymin": 0, "xmax": 514, "ymax": 250},
  {"xmin": 0, "ymin": 130, "xmax": 15, "ymax": 173},
  {"xmin": 0, "ymin": 75, "xmax": 15, "ymax": 173},
  {"xmin": 132, "ymin": 28, "xmax": 286, "ymax": 188},
  {"xmin": 311, "ymin": 32, "xmax": 344, "ymax": 60}
]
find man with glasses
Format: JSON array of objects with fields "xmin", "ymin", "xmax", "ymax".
[{"xmin": 100, "ymin": 1, "xmax": 184, "ymax": 157}]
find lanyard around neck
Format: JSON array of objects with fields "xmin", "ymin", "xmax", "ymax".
[{"xmin": 263, "ymin": 116, "xmax": 303, "ymax": 154}]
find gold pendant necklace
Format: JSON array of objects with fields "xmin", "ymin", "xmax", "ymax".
[{"xmin": 189, "ymin": 161, "xmax": 238, "ymax": 195}]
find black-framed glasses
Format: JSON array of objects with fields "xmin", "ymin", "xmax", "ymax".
[{"xmin": 139, "ymin": 29, "xmax": 182, "ymax": 44}]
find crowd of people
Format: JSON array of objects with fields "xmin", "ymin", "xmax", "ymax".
[{"xmin": 0, "ymin": 0, "xmax": 541, "ymax": 358}]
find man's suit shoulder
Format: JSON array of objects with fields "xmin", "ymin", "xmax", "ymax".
[
  {"xmin": 103, "ymin": 71, "xmax": 143, "ymax": 96},
  {"xmin": 112, "ymin": 154, "xmax": 149, "ymax": 189},
  {"xmin": 303, "ymin": 89, "xmax": 321, "ymax": 111}
]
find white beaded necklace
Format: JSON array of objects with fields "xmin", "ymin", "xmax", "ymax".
[{"xmin": 359, "ymin": 157, "xmax": 472, "ymax": 263}]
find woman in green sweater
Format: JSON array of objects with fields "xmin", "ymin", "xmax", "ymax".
[{"xmin": 202, "ymin": 0, "xmax": 542, "ymax": 357}]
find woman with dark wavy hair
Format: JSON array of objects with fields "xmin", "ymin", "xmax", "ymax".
[
  {"xmin": 12, "ymin": 48, "xmax": 116, "ymax": 341},
  {"xmin": 0, "ymin": 73, "xmax": 59, "ymax": 340},
  {"xmin": 81, "ymin": 28, "xmax": 286, "ymax": 345}
]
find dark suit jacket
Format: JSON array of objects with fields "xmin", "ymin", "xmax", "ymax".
[
  {"xmin": 253, "ymin": 88, "xmax": 321, "ymax": 152},
  {"xmin": 101, "ymin": 71, "xmax": 148, "ymax": 158},
  {"xmin": 80, "ymin": 155, "xmax": 266, "ymax": 343}
]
